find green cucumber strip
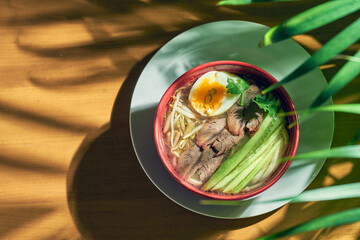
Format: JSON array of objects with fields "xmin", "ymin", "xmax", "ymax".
[
  {"xmin": 223, "ymin": 140, "xmax": 279, "ymax": 193},
  {"xmin": 232, "ymin": 138, "xmax": 283, "ymax": 193},
  {"xmin": 251, "ymin": 127, "xmax": 289, "ymax": 184},
  {"xmin": 201, "ymin": 114, "xmax": 283, "ymax": 191},
  {"xmin": 224, "ymin": 125, "xmax": 284, "ymax": 193},
  {"xmin": 219, "ymin": 125, "xmax": 283, "ymax": 192}
]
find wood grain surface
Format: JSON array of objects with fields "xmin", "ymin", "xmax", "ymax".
[{"xmin": 0, "ymin": 0, "xmax": 359, "ymax": 239}]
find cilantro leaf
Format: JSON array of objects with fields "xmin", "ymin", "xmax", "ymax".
[
  {"xmin": 252, "ymin": 94, "xmax": 278, "ymax": 117},
  {"xmin": 226, "ymin": 78, "xmax": 250, "ymax": 95}
]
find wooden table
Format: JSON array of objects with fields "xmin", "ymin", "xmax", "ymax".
[{"xmin": 1, "ymin": 0, "xmax": 359, "ymax": 239}]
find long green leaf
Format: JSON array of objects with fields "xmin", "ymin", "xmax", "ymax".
[
  {"xmin": 280, "ymin": 103, "xmax": 360, "ymax": 116},
  {"xmin": 201, "ymin": 182, "xmax": 360, "ymax": 206},
  {"xmin": 218, "ymin": 0, "xmax": 295, "ymax": 5},
  {"xmin": 256, "ymin": 207, "xmax": 360, "ymax": 240},
  {"xmin": 333, "ymin": 54, "xmax": 360, "ymax": 63},
  {"xmin": 282, "ymin": 103, "xmax": 360, "ymax": 129},
  {"xmin": 311, "ymin": 50, "xmax": 360, "ymax": 108},
  {"xmin": 263, "ymin": 17, "xmax": 360, "ymax": 93},
  {"xmin": 282, "ymin": 183, "xmax": 360, "ymax": 203},
  {"xmin": 283, "ymin": 145, "xmax": 360, "ymax": 161},
  {"xmin": 349, "ymin": 130, "xmax": 360, "ymax": 145},
  {"xmin": 263, "ymin": 0, "xmax": 360, "ymax": 46},
  {"xmin": 307, "ymin": 104, "xmax": 360, "ymax": 115}
]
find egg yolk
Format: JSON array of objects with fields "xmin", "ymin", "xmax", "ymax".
[{"xmin": 190, "ymin": 78, "xmax": 227, "ymax": 115}]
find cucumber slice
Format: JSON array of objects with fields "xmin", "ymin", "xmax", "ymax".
[
  {"xmin": 232, "ymin": 138, "xmax": 283, "ymax": 193},
  {"xmin": 222, "ymin": 126, "xmax": 283, "ymax": 193}
]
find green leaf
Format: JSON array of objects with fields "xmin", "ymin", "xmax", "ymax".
[
  {"xmin": 333, "ymin": 54, "xmax": 360, "ymax": 63},
  {"xmin": 263, "ymin": 17, "xmax": 360, "ymax": 94},
  {"xmin": 284, "ymin": 103, "xmax": 360, "ymax": 129},
  {"xmin": 218, "ymin": 0, "xmax": 296, "ymax": 5},
  {"xmin": 263, "ymin": 0, "xmax": 360, "ymax": 46},
  {"xmin": 311, "ymin": 50, "xmax": 360, "ymax": 108},
  {"xmin": 257, "ymin": 207, "xmax": 360, "ymax": 240},
  {"xmin": 200, "ymin": 182, "xmax": 360, "ymax": 206},
  {"xmin": 252, "ymin": 95, "xmax": 278, "ymax": 117},
  {"xmin": 281, "ymin": 104, "xmax": 360, "ymax": 117},
  {"xmin": 289, "ymin": 183, "xmax": 360, "ymax": 203},
  {"xmin": 308, "ymin": 104, "xmax": 360, "ymax": 115},
  {"xmin": 349, "ymin": 129, "xmax": 360, "ymax": 145},
  {"xmin": 282, "ymin": 145, "xmax": 360, "ymax": 162},
  {"xmin": 226, "ymin": 77, "xmax": 249, "ymax": 95}
]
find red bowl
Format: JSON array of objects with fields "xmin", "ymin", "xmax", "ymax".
[{"xmin": 154, "ymin": 61, "xmax": 299, "ymax": 200}]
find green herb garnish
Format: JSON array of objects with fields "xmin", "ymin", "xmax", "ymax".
[
  {"xmin": 226, "ymin": 78, "xmax": 250, "ymax": 106},
  {"xmin": 204, "ymin": 94, "xmax": 212, "ymax": 103},
  {"xmin": 226, "ymin": 78, "xmax": 249, "ymax": 95},
  {"xmin": 252, "ymin": 94, "xmax": 278, "ymax": 117},
  {"xmin": 204, "ymin": 88, "xmax": 217, "ymax": 103}
]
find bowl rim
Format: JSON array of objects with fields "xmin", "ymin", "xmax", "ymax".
[{"xmin": 154, "ymin": 60, "xmax": 299, "ymax": 200}]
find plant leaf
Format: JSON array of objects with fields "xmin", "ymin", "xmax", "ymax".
[
  {"xmin": 285, "ymin": 103, "xmax": 360, "ymax": 128},
  {"xmin": 256, "ymin": 207, "xmax": 360, "ymax": 240},
  {"xmin": 307, "ymin": 104, "xmax": 360, "ymax": 115},
  {"xmin": 252, "ymin": 95, "xmax": 278, "ymax": 117},
  {"xmin": 263, "ymin": 17, "xmax": 360, "ymax": 94},
  {"xmin": 226, "ymin": 77, "xmax": 249, "ymax": 95},
  {"xmin": 218, "ymin": 0, "xmax": 295, "ymax": 5},
  {"xmin": 200, "ymin": 182, "xmax": 360, "ymax": 206},
  {"xmin": 311, "ymin": 50, "xmax": 360, "ymax": 108},
  {"xmin": 333, "ymin": 54, "xmax": 360, "ymax": 63},
  {"xmin": 262, "ymin": 0, "xmax": 360, "ymax": 46},
  {"xmin": 282, "ymin": 145, "xmax": 360, "ymax": 162},
  {"xmin": 349, "ymin": 129, "xmax": 360, "ymax": 145}
]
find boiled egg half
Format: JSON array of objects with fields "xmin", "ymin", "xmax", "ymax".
[{"xmin": 189, "ymin": 71, "xmax": 241, "ymax": 117}]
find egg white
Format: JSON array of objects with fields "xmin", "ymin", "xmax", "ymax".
[{"xmin": 188, "ymin": 71, "xmax": 241, "ymax": 116}]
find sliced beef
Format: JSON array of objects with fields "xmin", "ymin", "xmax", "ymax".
[
  {"xmin": 196, "ymin": 118, "xmax": 226, "ymax": 149},
  {"xmin": 177, "ymin": 145, "xmax": 201, "ymax": 179},
  {"xmin": 227, "ymin": 104, "xmax": 246, "ymax": 137},
  {"xmin": 194, "ymin": 155, "xmax": 223, "ymax": 183},
  {"xmin": 211, "ymin": 129, "xmax": 240, "ymax": 156},
  {"xmin": 243, "ymin": 84, "xmax": 261, "ymax": 105},
  {"xmin": 246, "ymin": 112, "xmax": 263, "ymax": 135},
  {"xmin": 199, "ymin": 146, "xmax": 216, "ymax": 162}
]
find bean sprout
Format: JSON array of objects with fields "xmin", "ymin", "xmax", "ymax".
[
  {"xmin": 176, "ymin": 107, "xmax": 196, "ymax": 119},
  {"xmin": 172, "ymin": 150, "xmax": 180, "ymax": 158},
  {"xmin": 183, "ymin": 124, "xmax": 204, "ymax": 139},
  {"xmin": 163, "ymin": 114, "xmax": 171, "ymax": 133},
  {"xmin": 170, "ymin": 90, "xmax": 181, "ymax": 146},
  {"xmin": 184, "ymin": 122, "xmax": 195, "ymax": 136},
  {"xmin": 179, "ymin": 115, "xmax": 185, "ymax": 132},
  {"xmin": 173, "ymin": 130, "xmax": 181, "ymax": 146},
  {"xmin": 178, "ymin": 139, "xmax": 188, "ymax": 149}
]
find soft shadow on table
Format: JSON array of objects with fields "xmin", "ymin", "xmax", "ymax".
[{"xmin": 66, "ymin": 50, "xmax": 280, "ymax": 240}]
